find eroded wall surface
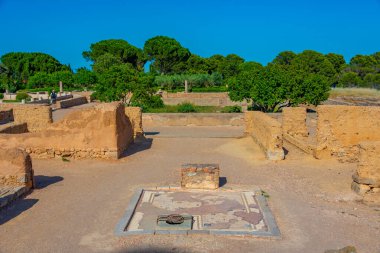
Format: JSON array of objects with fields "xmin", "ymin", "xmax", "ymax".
[
  {"xmin": 57, "ymin": 96, "xmax": 88, "ymax": 109},
  {"xmin": 282, "ymin": 107, "xmax": 308, "ymax": 137},
  {"xmin": 245, "ymin": 111, "xmax": 284, "ymax": 160},
  {"xmin": 315, "ymin": 105, "xmax": 380, "ymax": 162},
  {"xmin": 0, "ymin": 109, "xmax": 13, "ymax": 124},
  {"xmin": 125, "ymin": 106, "xmax": 144, "ymax": 138},
  {"xmin": 0, "ymin": 104, "xmax": 52, "ymax": 132},
  {"xmin": 0, "ymin": 102, "xmax": 134, "ymax": 159},
  {"xmin": 0, "ymin": 148, "xmax": 34, "ymax": 189}
]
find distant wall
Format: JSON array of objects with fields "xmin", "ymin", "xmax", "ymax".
[
  {"xmin": 0, "ymin": 104, "xmax": 52, "ymax": 132},
  {"xmin": 0, "ymin": 122, "xmax": 28, "ymax": 134},
  {"xmin": 57, "ymin": 96, "xmax": 88, "ymax": 109},
  {"xmin": 161, "ymin": 92, "xmax": 245, "ymax": 107},
  {"xmin": 0, "ymin": 102, "xmax": 133, "ymax": 160},
  {"xmin": 125, "ymin": 107, "xmax": 144, "ymax": 138},
  {"xmin": 0, "ymin": 109, "xmax": 13, "ymax": 124},
  {"xmin": 2, "ymin": 93, "xmax": 17, "ymax": 100},
  {"xmin": 245, "ymin": 111, "xmax": 284, "ymax": 160},
  {"xmin": 143, "ymin": 113, "xmax": 244, "ymax": 127},
  {"xmin": 282, "ymin": 107, "xmax": 308, "ymax": 137},
  {"xmin": 315, "ymin": 105, "xmax": 380, "ymax": 162}
]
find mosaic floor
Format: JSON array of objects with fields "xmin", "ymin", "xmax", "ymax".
[{"xmin": 116, "ymin": 188, "xmax": 280, "ymax": 237}]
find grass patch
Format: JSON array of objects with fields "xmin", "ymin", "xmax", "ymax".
[{"xmin": 329, "ymin": 88, "xmax": 380, "ymax": 99}]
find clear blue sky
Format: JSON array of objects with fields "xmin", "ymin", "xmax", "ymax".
[{"xmin": 1, "ymin": 0, "xmax": 379, "ymax": 70}]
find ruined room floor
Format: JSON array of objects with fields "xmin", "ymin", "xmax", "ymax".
[{"xmin": 0, "ymin": 127, "xmax": 379, "ymax": 253}]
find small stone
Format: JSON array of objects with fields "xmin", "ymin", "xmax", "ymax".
[{"xmin": 351, "ymin": 181, "xmax": 370, "ymax": 195}]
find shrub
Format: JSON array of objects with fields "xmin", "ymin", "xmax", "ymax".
[
  {"xmin": 16, "ymin": 92, "xmax": 30, "ymax": 101},
  {"xmin": 0, "ymin": 93, "xmax": 3, "ymax": 99},
  {"xmin": 177, "ymin": 102, "xmax": 196, "ymax": 113},
  {"xmin": 221, "ymin": 105, "xmax": 242, "ymax": 113}
]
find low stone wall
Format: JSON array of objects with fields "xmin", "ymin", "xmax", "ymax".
[
  {"xmin": 315, "ymin": 105, "xmax": 380, "ymax": 162},
  {"xmin": 0, "ymin": 102, "xmax": 134, "ymax": 160},
  {"xmin": 282, "ymin": 107, "xmax": 308, "ymax": 137},
  {"xmin": 29, "ymin": 94, "xmax": 73, "ymax": 104},
  {"xmin": 161, "ymin": 92, "xmax": 244, "ymax": 107},
  {"xmin": 57, "ymin": 96, "xmax": 88, "ymax": 109},
  {"xmin": 0, "ymin": 109, "xmax": 13, "ymax": 124},
  {"xmin": 143, "ymin": 113, "xmax": 244, "ymax": 127},
  {"xmin": 0, "ymin": 104, "xmax": 52, "ymax": 132},
  {"xmin": 0, "ymin": 122, "xmax": 28, "ymax": 134},
  {"xmin": 125, "ymin": 107, "xmax": 144, "ymax": 138},
  {"xmin": 352, "ymin": 142, "xmax": 380, "ymax": 195},
  {"xmin": 0, "ymin": 148, "xmax": 34, "ymax": 189},
  {"xmin": 245, "ymin": 111, "xmax": 284, "ymax": 160}
]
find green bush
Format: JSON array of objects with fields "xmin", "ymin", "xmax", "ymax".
[
  {"xmin": 0, "ymin": 93, "xmax": 3, "ymax": 99},
  {"xmin": 16, "ymin": 92, "xmax": 30, "ymax": 101},
  {"xmin": 221, "ymin": 105, "xmax": 242, "ymax": 113},
  {"xmin": 177, "ymin": 102, "xmax": 196, "ymax": 113}
]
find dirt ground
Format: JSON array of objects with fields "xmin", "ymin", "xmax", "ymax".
[{"xmin": 0, "ymin": 126, "xmax": 379, "ymax": 253}]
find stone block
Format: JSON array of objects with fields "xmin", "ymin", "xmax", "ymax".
[
  {"xmin": 181, "ymin": 164, "xmax": 219, "ymax": 189},
  {"xmin": 282, "ymin": 107, "xmax": 308, "ymax": 137},
  {"xmin": 351, "ymin": 181, "xmax": 370, "ymax": 195},
  {"xmin": 352, "ymin": 141, "xmax": 380, "ymax": 188}
]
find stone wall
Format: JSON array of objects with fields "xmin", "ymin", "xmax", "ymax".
[
  {"xmin": 352, "ymin": 141, "xmax": 380, "ymax": 195},
  {"xmin": 0, "ymin": 104, "xmax": 52, "ymax": 132},
  {"xmin": 0, "ymin": 102, "xmax": 134, "ymax": 160},
  {"xmin": 125, "ymin": 106, "xmax": 144, "ymax": 138},
  {"xmin": 57, "ymin": 96, "xmax": 88, "ymax": 109},
  {"xmin": 315, "ymin": 105, "xmax": 380, "ymax": 162},
  {"xmin": 245, "ymin": 111, "xmax": 284, "ymax": 160},
  {"xmin": 0, "ymin": 122, "xmax": 28, "ymax": 134},
  {"xmin": 0, "ymin": 109, "xmax": 13, "ymax": 124},
  {"xmin": 161, "ymin": 92, "xmax": 245, "ymax": 107},
  {"xmin": 0, "ymin": 148, "xmax": 34, "ymax": 189},
  {"xmin": 282, "ymin": 107, "xmax": 308, "ymax": 137},
  {"xmin": 143, "ymin": 113, "xmax": 244, "ymax": 127}
]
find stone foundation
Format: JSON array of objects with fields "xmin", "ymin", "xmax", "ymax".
[
  {"xmin": 245, "ymin": 111, "xmax": 284, "ymax": 160},
  {"xmin": 352, "ymin": 141, "xmax": 380, "ymax": 195},
  {"xmin": 282, "ymin": 107, "xmax": 308, "ymax": 137},
  {"xmin": 181, "ymin": 164, "xmax": 219, "ymax": 189},
  {"xmin": 315, "ymin": 105, "xmax": 380, "ymax": 162},
  {"xmin": 0, "ymin": 109, "xmax": 13, "ymax": 124},
  {"xmin": 0, "ymin": 102, "xmax": 134, "ymax": 160},
  {"xmin": 0, "ymin": 104, "xmax": 52, "ymax": 132},
  {"xmin": 125, "ymin": 106, "xmax": 144, "ymax": 138},
  {"xmin": 0, "ymin": 148, "xmax": 34, "ymax": 189},
  {"xmin": 57, "ymin": 96, "xmax": 88, "ymax": 109}
]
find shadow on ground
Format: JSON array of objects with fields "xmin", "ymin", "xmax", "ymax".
[
  {"xmin": 145, "ymin": 132, "xmax": 160, "ymax": 136},
  {"xmin": 0, "ymin": 199, "xmax": 39, "ymax": 225},
  {"xmin": 34, "ymin": 175, "xmax": 64, "ymax": 189},
  {"xmin": 121, "ymin": 138, "xmax": 153, "ymax": 158}
]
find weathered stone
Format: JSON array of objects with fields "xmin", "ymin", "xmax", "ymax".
[
  {"xmin": 245, "ymin": 111, "xmax": 284, "ymax": 160},
  {"xmin": 282, "ymin": 107, "xmax": 308, "ymax": 137},
  {"xmin": 324, "ymin": 246, "xmax": 357, "ymax": 253},
  {"xmin": 363, "ymin": 193, "xmax": 380, "ymax": 207},
  {"xmin": 181, "ymin": 164, "xmax": 220, "ymax": 190},
  {"xmin": 351, "ymin": 181, "xmax": 370, "ymax": 195},
  {"xmin": 352, "ymin": 141, "xmax": 380, "ymax": 188},
  {"xmin": 315, "ymin": 105, "xmax": 380, "ymax": 162}
]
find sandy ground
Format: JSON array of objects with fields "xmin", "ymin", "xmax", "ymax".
[{"xmin": 0, "ymin": 125, "xmax": 379, "ymax": 253}]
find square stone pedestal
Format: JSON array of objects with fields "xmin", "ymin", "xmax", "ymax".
[{"xmin": 181, "ymin": 164, "xmax": 219, "ymax": 190}]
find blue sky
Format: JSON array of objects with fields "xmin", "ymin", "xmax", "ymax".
[{"xmin": 0, "ymin": 0, "xmax": 379, "ymax": 70}]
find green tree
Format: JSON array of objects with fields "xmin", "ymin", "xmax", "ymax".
[
  {"xmin": 272, "ymin": 51, "xmax": 296, "ymax": 65},
  {"xmin": 83, "ymin": 39, "xmax": 146, "ymax": 71},
  {"xmin": 92, "ymin": 53, "xmax": 122, "ymax": 73},
  {"xmin": 27, "ymin": 72, "xmax": 52, "ymax": 88},
  {"xmin": 50, "ymin": 71, "xmax": 75, "ymax": 87},
  {"xmin": 74, "ymin": 68, "xmax": 98, "ymax": 88},
  {"xmin": 144, "ymin": 36, "xmax": 190, "ymax": 74},
  {"xmin": 326, "ymin": 53, "xmax": 346, "ymax": 73},
  {"xmin": 337, "ymin": 72, "xmax": 362, "ymax": 87}
]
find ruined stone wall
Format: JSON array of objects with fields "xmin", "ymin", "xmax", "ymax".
[
  {"xmin": 352, "ymin": 141, "xmax": 380, "ymax": 196},
  {"xmin": 125, "ymin": 106, "xmax": 143, "ymax": 138},
  {"xmin": 0, "ymin": 109, "xmax": 13, "ymax": 124},
  {"xmin": 315, "ymin": 105, "xmax": 380, "ymax": 162},
  {"xmin": 57, "ymin": 96, "xmax": 88, "ymax": 109},
  {"xmin": 0, "ymin": 148, "xmax": 34, "ymax": 189},
  {"xmin": 0, "ymin": 104, "xmax": 52, "ymax": 132},
  {"xmin": 282, "ymin": 107, "xmax": 308, "ymax": 137},
  {"xmin": 143, "ymin": 113, "xmax": 244, "ymax": 127},
  {"xmin": 161, "ymin": 92, "xmax": 244, "ymax": 107},
  {"xmin": 245, "ymin": 111, "xmax": 284, "ymax": 160},
  {"xmin": 0, "ymin": 122, "xmax": 28, "ymax": 134},
  {"xmin": 0, "ymin": 102, "xmax": 134, "ymax": 160}
]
